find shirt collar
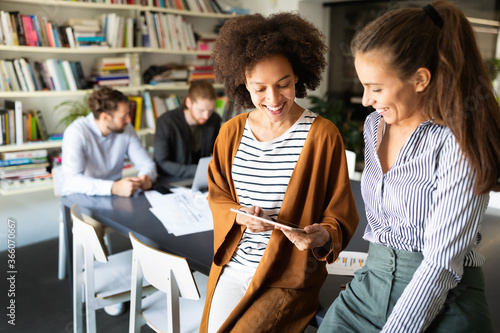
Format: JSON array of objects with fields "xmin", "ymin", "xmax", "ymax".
[{"xmin": 86, "ymin": 113, "xmax": 107, "ymax": 138}]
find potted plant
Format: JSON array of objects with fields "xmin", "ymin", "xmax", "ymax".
[
  {"xmin": 307, "ymin": 94, "xmax": 364, "ymax": 161},
  {"xmin": 53, "ymin": 93, "xmax": 91, "ymax": 130}
]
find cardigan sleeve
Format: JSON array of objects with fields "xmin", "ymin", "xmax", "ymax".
[
  {"xmin": 309, "ymin": 118, "xmax": 359, "ymax": 263},
  {"xmin": 207, "ymin": 116, "xmax": 246, "ymax": 265}
]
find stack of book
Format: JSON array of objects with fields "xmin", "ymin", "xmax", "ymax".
[
  {"xmin": 91, "ymin": 56, "xmax": 131, "ymax": 87},
  {"xmin": 0, "ymin": 149, "xmax": 52, "ymax": 192},
  {"xmin": 188, "ymin": 65, "xmax": 215, "ymax": 82},
  {"xmin": 148, "ymin": 66, "xmax": 189, "ymax": 86},
  {"xmin": 66, "ymin": 18, "xmax": 108, "ymax": 48}
]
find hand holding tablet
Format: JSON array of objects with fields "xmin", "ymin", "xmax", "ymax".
[{"xmin": 230, "ymin": 208, "xmax": 305, "ymax": 232}]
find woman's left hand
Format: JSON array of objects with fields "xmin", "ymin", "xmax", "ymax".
[{"xmin": 276, "ymin": 224, "xmax": 330, "ymax": 251}]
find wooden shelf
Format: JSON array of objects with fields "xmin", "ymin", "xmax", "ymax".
[
  {"xmin": 0, "ymin": 141, "xmax": 62, "ymax": 153},
  {"xmin": 3, "ymin": 0, "xmax": 235, "ymax": 18},
  {"xmin": 0, "ymin": 183, "xmax": 54, "ymax": 196},
  {"xmin": 0, "ymin": 45, "xmax": 212, "ymax": 56},
  {"xmin": 0, "ymin": 83, "xmax": 224, "ymax": 98}
]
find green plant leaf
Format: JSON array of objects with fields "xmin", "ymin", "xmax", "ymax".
[{"xmin": 53, "ymin": 94, "xmax": 91, "ymax": 130}]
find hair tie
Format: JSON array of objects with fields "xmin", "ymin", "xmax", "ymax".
[{"xmin": 423, "ymin": 4, "xmax": 443, "ymax": 28}]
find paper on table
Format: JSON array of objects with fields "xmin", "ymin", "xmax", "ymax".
[{"xmin": 145, "ymin": 188, "xmax": 213, "ymax": 236}]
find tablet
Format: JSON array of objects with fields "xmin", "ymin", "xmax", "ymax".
[{"xmin": 230, "ymin": 208, "xmax": 305, "ymax": 232}]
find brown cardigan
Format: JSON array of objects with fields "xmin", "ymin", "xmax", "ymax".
[{"xmin": 200, "ymin": 112, "xmax": 359, "ymax": 332}]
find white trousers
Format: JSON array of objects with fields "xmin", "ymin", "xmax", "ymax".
[{"xmin": 207, "ymin": 261, "xmax": 257, "ymax": 333}]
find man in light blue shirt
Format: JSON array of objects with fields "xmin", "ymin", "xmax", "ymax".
[{"xmin": 62, "ymin": 87, "xmax": 157, "ymax": 197}]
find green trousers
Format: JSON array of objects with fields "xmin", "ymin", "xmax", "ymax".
[{"xmin": 318, "ymin": 242, "xmax": 493, "ymax": 333}]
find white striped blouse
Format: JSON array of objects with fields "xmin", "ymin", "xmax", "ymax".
[
  {"xmin": 230, "ymin": 110, "xmax": 317, "ymax": 268},
  {"xmin": 361, "ymin": 111, "xmax": 489, "ymax": 333}
]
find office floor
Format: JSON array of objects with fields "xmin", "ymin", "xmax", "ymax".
[{"xmin": 0, "ymin": 232, "xmax": 157, "ymax": 333}]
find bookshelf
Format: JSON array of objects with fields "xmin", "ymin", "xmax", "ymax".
[{"xmin": 0, "ymin": 0, "xmax": 239, "ymax": 195}]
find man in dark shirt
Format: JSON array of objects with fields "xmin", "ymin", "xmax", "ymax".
[{"xmin": 154, "ymin": 80, "xmax": 221, "ymax": 178}]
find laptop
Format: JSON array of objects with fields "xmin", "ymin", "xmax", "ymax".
[{"xmin": 170, "ymin": 156, "xmax": 212, "ymax": 192}]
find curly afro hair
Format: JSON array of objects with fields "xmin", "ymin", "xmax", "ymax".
[{"xmin": 212, "ymin": 12, "xmax": 327, "ymax": 109}]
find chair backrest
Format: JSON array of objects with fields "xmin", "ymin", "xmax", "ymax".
[
  {"xmin": 129, "ymin": 232, "xmax": 200, "ymax": 300},
  {"xmin": 71, "ymin": 204, "xmax": 108, "ymax": 263}
]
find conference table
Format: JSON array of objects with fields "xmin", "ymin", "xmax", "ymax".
[
  {"xmin": 60, "ymin": 177, "xmax": 500, "ymax": 329},
  {"xmin": 60, "ymin": 179, "xmax": 369, "ymax": 326},
  {"xmin": 61, "ymin": 191, "xmax": 214, "ymax": 283}
]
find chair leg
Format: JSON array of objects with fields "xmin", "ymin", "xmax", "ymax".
[
  {"xmin": 103, "ymin": 230, "xmax": 112, "ymax": 255},
  {"xmin": 129, "ymin": 252, "xmax": 144, "ymax": 333},
  {"xmin": 167, "ymin": 270, "xmax": 181, "ymax": 333},
  {"xmin": 73, "ymin": 242, "xmax": 83, "ymax": 333},
  {"xmin": 58, "ymin": 217, "xmax": 67, "ymax": 280},
  {"xmin": 83, "ymin": 248, "xmax": 97, "ymax": 333}
]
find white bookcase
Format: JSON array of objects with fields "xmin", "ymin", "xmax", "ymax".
[{"xmin": 0, "ymin": 0, "xmax": 234, "ymax": 195}]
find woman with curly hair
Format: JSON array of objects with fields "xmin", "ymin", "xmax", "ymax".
[{"xmin": 201, "ymin": 12, "xmax": 359, "ymax": 332}]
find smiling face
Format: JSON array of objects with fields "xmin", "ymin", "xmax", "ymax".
[
  {"xmin": 354, "ymin": 51, "xmax": 425, "ymax": 127},
  {"xmin": 245, "ymin": 54, "xmax": 299, "ymax": 123}
]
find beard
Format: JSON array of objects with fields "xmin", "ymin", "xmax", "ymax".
[{"xmin": 107, "ymin": 123, "xmax": 126, "ymax": 134}]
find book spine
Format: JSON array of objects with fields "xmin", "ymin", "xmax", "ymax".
[
  {"xmin": 0, "ymin": 11, "xmax": 14, "ymax": 46},
  {"xmin": 33, "ymin": 110, "xmax": 49, "ymax": 141},
  {"xmin": 1, "ymin": 149, "xmax": 47, "ymax": 160},
  {"xmin": 0, "ymin": 60, "xmax": 10, "ymax": 91},
  {"xmin": 11, "ymin": 12, "xmax": 26, "ymax": 46},
  {"xmin": 65, "ymin": 26, "xmax": 76, "ymax": 48},
  {"xmin": 13, "ymin": 59, "xmax": 29, "ymax": 92},
  {"xmin": 19, "ymin": 58, "xmax": 36, "ymax": 92},
  {"xmin": 7, "ymin": 110, "xmax": 15, "ymax": 145},
  {"xmin": 4, "ymin": 100, "xmax": 23, "ymax": 145},
  {"xmin": 3, "ymin": 60, "xmax": 21, "ymax": 91},
  {"xmin": 9, "ymin": 13, "xmax": 19, "ymax": 46},
  {"xmin": 61, "ymin": 60, "xmax": 78, "ymax": 91}
]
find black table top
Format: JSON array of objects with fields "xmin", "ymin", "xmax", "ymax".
[{"xmin": 61, "ymin": 191, "xmax": 214, "ymax": 275}]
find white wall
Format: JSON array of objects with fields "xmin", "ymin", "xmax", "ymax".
[
  {"xmin": 0, "ymin": 190, "xmax": 60, "ymax": 252},
  {"xmin": 241, "ymin": 0, "xmax": 300, "ymax": 16}
]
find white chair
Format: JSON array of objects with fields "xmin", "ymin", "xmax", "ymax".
[
  {"xmin": 129, "ymin": 232, "xmax": 208, "ymax": 333},
  {"xmin": 71, "ymin": 204, "xmax": 153, "ymax": 333},
  {"xmin": 54, "ymin": 166, "xmax": 112, "ymax": 280}
]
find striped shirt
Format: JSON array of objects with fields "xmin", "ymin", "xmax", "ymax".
[
  {"xmin": 361, "ymin": 111, "xmax": 489, "ymax": 333},
  {"xmin": 230, "ymin": 110, "xmax": 317, "ymax": 268}
]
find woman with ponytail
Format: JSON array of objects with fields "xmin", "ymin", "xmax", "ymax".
[{"xmin": 319, "ymin": 1, "xmax": 498, "ymax": 332}]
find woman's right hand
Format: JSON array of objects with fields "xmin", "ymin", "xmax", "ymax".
[{"xmin": 235, "ymin": 206, "xmax": 275, "ymax": 233}]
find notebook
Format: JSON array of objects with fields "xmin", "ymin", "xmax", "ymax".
[{"xmin": 170, "ymin": 156, "xmax": 212, "ymax": 192}]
